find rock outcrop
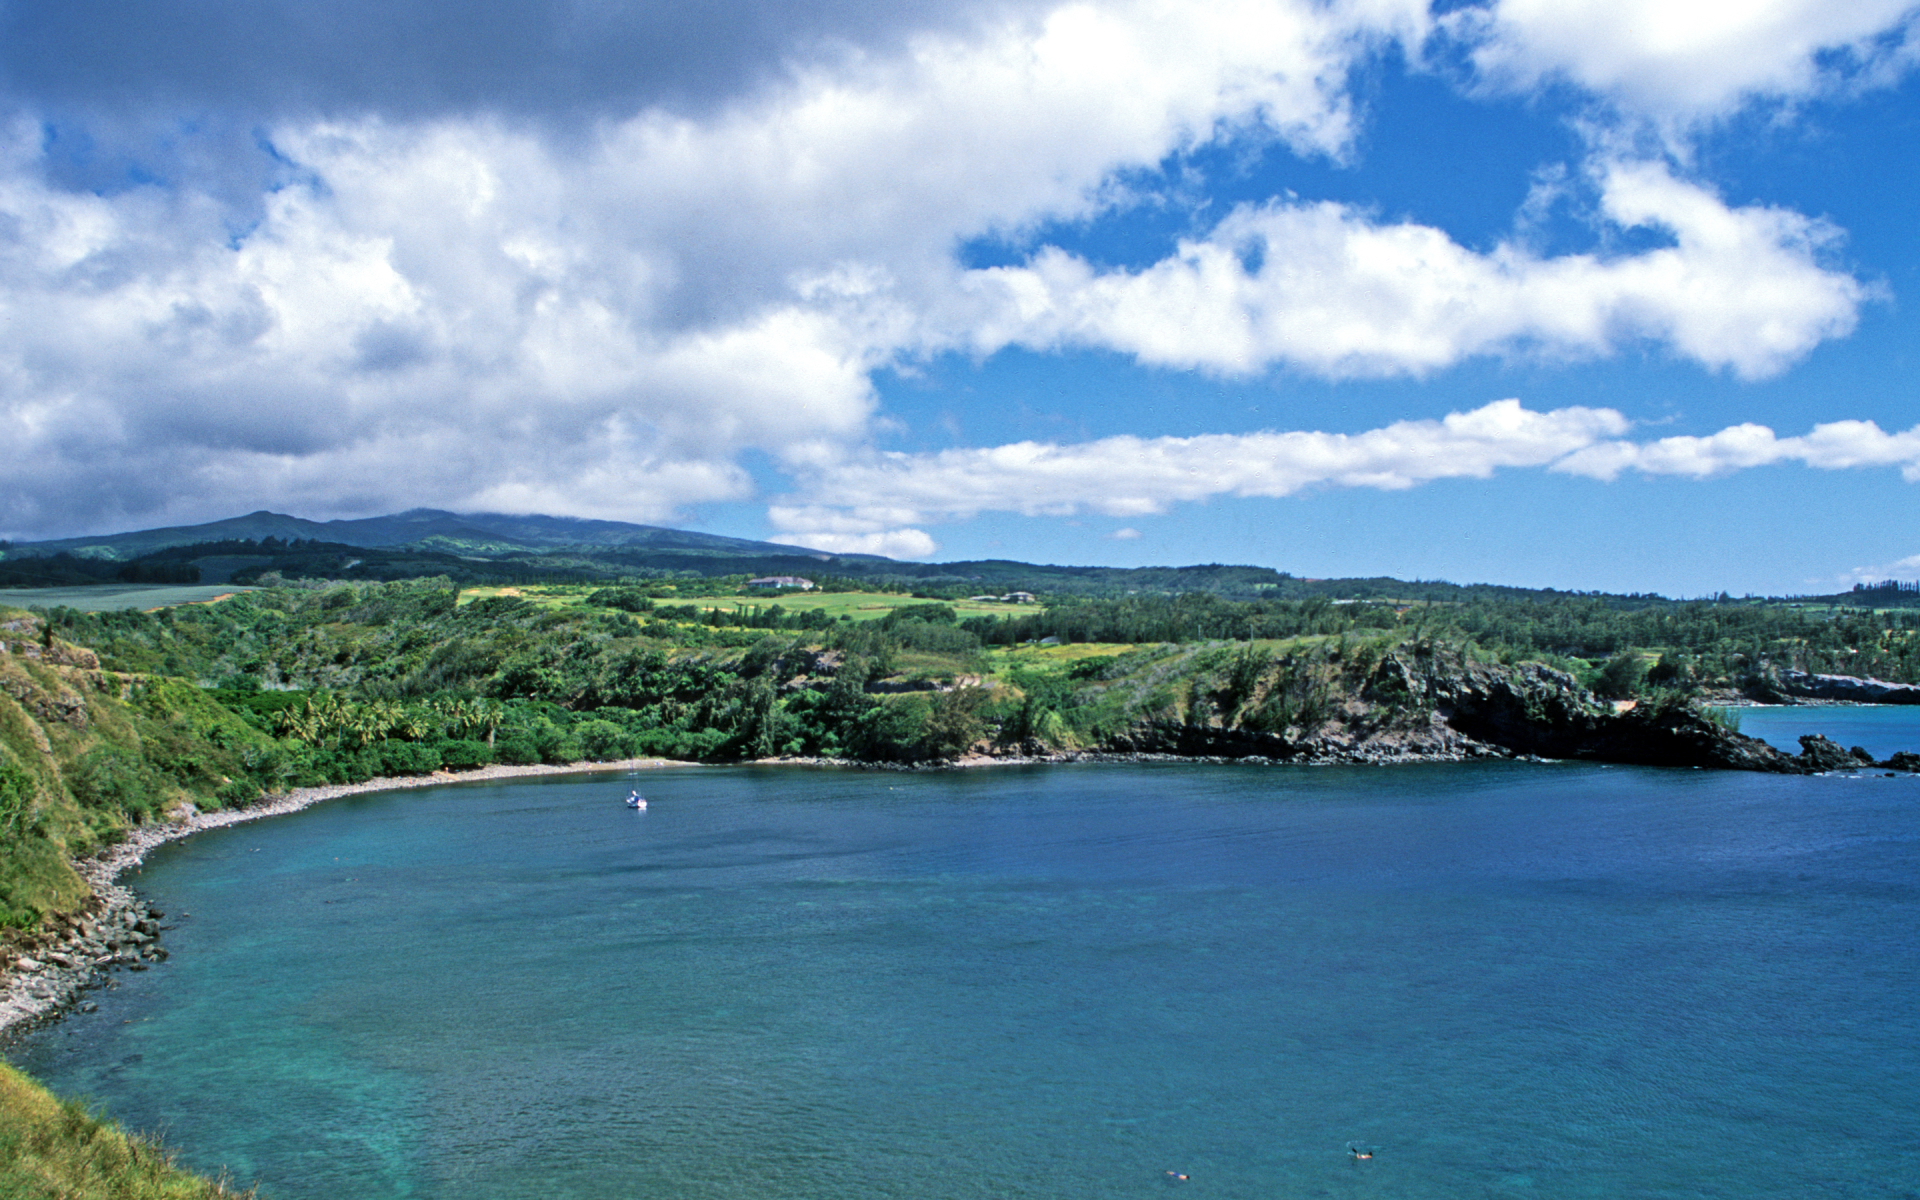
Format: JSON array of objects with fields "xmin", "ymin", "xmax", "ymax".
[
  {"xmin": 1795, "ymin": 734, "xmax": 1859, "ymax": 772},
  {"xmin": 1087, "ymin": 651, "xmax": 1912, "ymax": 774},
  {"xmin": 0, "ymin": 890, "xmax": 172, "ymax": 1033},
  {"xmin": 1763, "ymin": 670, "xmax": 1920, "ymax": 705}
]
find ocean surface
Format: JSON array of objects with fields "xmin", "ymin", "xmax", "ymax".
[
  {"xmin": 1736, "ymin": 703, "xmax": 1920, "ymax": 761},
  {"xmin": 10, "ymin": 707, "xmax": 1920, "ymax": 1200}
]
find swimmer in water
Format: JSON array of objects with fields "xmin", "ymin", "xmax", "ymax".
[
  {"xmin": 1348, "ymin": 1144, "xmax": 1374, "ymax": 1161},
  {"xmin": 1164, "ymin": 1171, "xmax": 1189, "ymax": 1182}
]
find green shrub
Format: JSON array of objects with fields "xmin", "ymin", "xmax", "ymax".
[
  {"xmin": 586, "ymin": 587, "xmax": 657, "ymax": 612},
  {"xmin": 373, "ymin": 740, "xmax": 441, "ymax": 776},
  {"xmin": 882, "ymin": 603, "xmax": 957, "ymax": 626},
  {"xmin": 633, "ymin": 726, "xmax": 728, "ymax": 760},
  {"xmin": 215, "ymin": 779, "xmax": 262, "ymax": 808},
  {"xmin": 851, "ymin": 694, "xmax": 935, "ymax": 762},
  {"xmin": 1003, "ymin": 701, "xmax": 1069, "ymax": 749},
  {"xmin": 921, "ymin": 687, "xmax": 991, "ymax": 759},
  {"xmin": 494, "ymin": 736, "xmax": 540, "ymax": 765},
  {"xmin": 1698, "ymin": 705, "xmax": 1742, "ymax": 733},
  {"xmin": 69, "ymin": 747, "xmax": 167, "ymax": 821},
  {"xmin": 0, "ymin": 747, "xmax": 36, "ymax": 837},
  {"xmin": 328, "ymin": 749, "xmax": 379, "ymax": 784},
  {"xmin": 439, "ymin": 740, "xmax": 493, "ymax": 770},
  {"xmin": 575, "ymin": 719, "xmax": 632, "ymax": 759},
  {"xmin": 1595, "ymin": 652, "xmax": 1651, "ymax": 699}
]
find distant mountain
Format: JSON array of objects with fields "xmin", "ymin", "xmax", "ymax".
[
  {"xmin": 5, "ymin": 509, "xmax": 866, "ymax": 562},
  {"xmin": 0, "ymin": 509, "xmax": 1811, "ymax": 607}
]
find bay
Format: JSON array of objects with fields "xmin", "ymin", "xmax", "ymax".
[
  {"xmin": 9, "ymin": 759, "xmax": 1920, "ymax": 1199},
  {"xmin": 1734, "ymin": 703, "xmax": 1920, "ymax": 760}
]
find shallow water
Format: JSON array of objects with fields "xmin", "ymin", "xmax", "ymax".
[{"xmin": 10, "ymin": 761, "xmax": 1920, "ymax": 1199}]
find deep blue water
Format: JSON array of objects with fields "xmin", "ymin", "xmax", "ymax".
[{"xmin": 10, "ymin": 750, "xmax": 1920, "ymax": 1200}]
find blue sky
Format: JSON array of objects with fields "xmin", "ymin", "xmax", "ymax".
[{"xmin": 2, "ymin": 1, "xmax": 1919, "ymax": 596}]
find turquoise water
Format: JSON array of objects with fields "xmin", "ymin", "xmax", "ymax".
[
  {"xmin": 1736, "ymin": 704, "xmax": 1920, "ymax": 760},
  {"xmin": 10, "ymin": 759, "xmax": 1920, "ymax": 1199}
]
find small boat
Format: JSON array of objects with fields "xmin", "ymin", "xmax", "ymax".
[{"xmin": 625, "ymin": 791, "xmax": 648, "ymax": 811}]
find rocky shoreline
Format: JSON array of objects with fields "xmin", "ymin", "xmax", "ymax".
[{"xmin": 0, "ymin": 757, "xmax": 686, "ymax": 1040}]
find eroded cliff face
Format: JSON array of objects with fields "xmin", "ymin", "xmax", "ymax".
[
  {"xmin": 1094, "ymin": 649, "xmax": 1816, "ymax": 773},
  {"xmin": 1753, "ymin": 669, "xmax": 1920, "ymax": 705},
  {"xmin": 1405, "ymin": 656, "xmax": 1806, "ymax": 772}
]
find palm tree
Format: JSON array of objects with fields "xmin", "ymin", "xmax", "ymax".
[{"xmin": 477, "ymin": 700, "xmax": 504, "ymax": 747}]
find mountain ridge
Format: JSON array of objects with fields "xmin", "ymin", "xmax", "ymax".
[
  {"xmin": 3, "ymin": 508, "xmax": 868, "ymax": 563},
  {"xmin": 4, "ymin": 509, "xmax": 1912, "ymax": 609}
]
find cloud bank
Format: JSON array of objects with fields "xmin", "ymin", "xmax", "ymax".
[
  {"xmin": 1449, "ymin": 0, "xmax": 1920, "ymax": 125},
  {"xmin": 1841, "ymin": 553, "xmax": 1920, "ymax": 588},
  {"xmin": 771, "ymin": 401, "xmax": 1920, "ymax": 555},
  {"xmin": 962, "ymin": 161, "xmax": 1867, "ymax": 379},
  {"xmin": 0, "ymin": 0, "xmax": 1915, "ymax": 540}
]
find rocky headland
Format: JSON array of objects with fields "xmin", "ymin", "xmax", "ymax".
[
  {"xmin": 1092, "ymin": 652, "xmax": 1903, "ymax": 774},
  {"xmin": 1750, "ymin": 669, "xmax": 1920, "ymax": 705}
]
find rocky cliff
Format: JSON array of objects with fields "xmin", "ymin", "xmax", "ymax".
[
  {"xmin": 1755, "ymin": 670, "xmax": 1920, "ymax": 705},
  {"xmin": 1093, "ymin": 649, "xmax": 1887, "ymax": 774}
]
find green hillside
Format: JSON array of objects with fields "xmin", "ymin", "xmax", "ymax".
[{"xmin": 4, "ymin": 509, "xmax": 856, "ymax": 562}]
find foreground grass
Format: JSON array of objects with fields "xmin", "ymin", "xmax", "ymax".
[{"xmin": 0, "ymin": 1063, "xmax": 253, "ymax": 1200}]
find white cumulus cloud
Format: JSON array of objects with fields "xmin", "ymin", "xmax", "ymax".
[
  {"xmin": 1556, "ymin": 418, "xmax": 1920, "ymax": 480},
  {"xmin": 1839, "ymin": 554, "xmax": 1920, "ymax": 588},
  {"xmin": 0, "ymin": 0, "xmax": 1911, "ymax": 541},
  {"xmin": 771, "ymin": 399, "xmax": 1627, "ymax": 552},
  {"xmin": 958, "ymin": 160, "xmax": 1870, "ymax": 380},
  {"xmin": 1448, "ymin": 0, "xmax": 1920, "ymax": 125},
  {"xmin": 771, "ymin": 402, "xmax": 1920, "ymax": 556},
  {"xmin": 0, "ymin": 0, "xmax": 1422, "ymax": 536}
]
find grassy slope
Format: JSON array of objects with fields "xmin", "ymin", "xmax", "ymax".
[
  {"xmin": 0, "ymin": 607, "xmax": 278, "ymax": 931},
  {"xmin": 0, "ymin": 612, "xmax": 280, "ymax": 1200},
  {"xmin": 0, "ymin": 1063, "xmax": 253, "ymax": 1200}
]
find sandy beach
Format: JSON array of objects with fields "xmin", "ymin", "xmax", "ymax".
[{"xmin": 0, "ymin": 757, "xmax": 689, "ymax": 1036}]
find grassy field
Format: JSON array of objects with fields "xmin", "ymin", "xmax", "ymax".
[
  {"xmin": 0, "ymin": 585, "xmax": 261, "ymax": 612},
  {"xmin": 986, "ymin": 642, "xmax": 1139, "ymax": 668},
  {"xmin": 456, "ymin": 585, "xmax": 1028, "ymax": 623},
  {"xmin": 687, "ymin": 591, "xmax": 1019, "ymax": 622},
  {"xmin": 453, "ymin": 584, "xmax": 571, "ymax": 608}
]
